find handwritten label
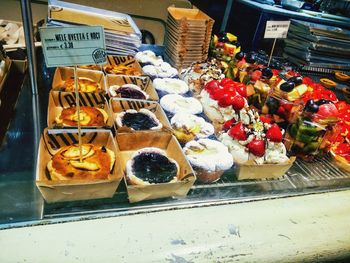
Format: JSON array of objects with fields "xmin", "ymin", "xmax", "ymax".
[
  {"xmin": 40, "ymin": 26, "xmax": 107, "ymax": 67},
  {"xmin": 264, "ymin": 21, "xmax": 290, "ymax": 39}
]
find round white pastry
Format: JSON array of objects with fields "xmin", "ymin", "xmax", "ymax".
[
  {"xmin": 142, "ymin": 62, "xmax": 178, "ymax": 79},
  {"xmin": 219, "ymin": 133, "xmax": 249, "ymax": 164},
  {"xmin": 171, "ymin": 113, "xmax": 214, "ymax": 139},
  {"xmin": 135, "ymin": 50, "xmax": 163, "ymax": 66},
  {"xmin": 184, "ymin": 139, "xmax": 233, "ymax": 172},
  {"xmin": 109, "ymin": 83, "xmax": 149, "ymax": 99},
  {"xmin": 153, "ymin": 78, "xmax": 189, "ymax": 95},
  {"xmin": 160, "ymin": 94, "xmax": 203, "ymax": 115},
  {"xmin": 116, "ymin": 108, "xmax": 162, "ymax": 130},
  {"xmin": 126, "ymin": 147, "xmax": 179, "ymax": 185}
]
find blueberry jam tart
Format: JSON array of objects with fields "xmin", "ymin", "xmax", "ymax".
[{"xmin": 126, "ymin": 147, "xmax": 179, "ymax": 185}]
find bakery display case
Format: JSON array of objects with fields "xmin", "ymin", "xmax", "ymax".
[{"xmin": 1, "ymin": 1, "xmax": 350, "ymax": 262}]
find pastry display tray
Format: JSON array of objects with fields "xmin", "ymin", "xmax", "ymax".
[{"xmin": 1, "ymin": 48, "xmax": 350, "ymax": 229}]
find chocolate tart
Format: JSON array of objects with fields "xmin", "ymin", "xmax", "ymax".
[{"xmin": 126, "ymin": 147, "xmax": 179, "ymax": 185}]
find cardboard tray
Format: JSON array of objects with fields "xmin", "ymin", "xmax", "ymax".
[
  {"xmin": 47, "ymin": 91, "xmax": 113, "ymax": 129},
  {"xmin": 104, "ymin": 55, "xmax": 143, "ymax": 76},
  {"xmin": 51, "ymin": 67, "xmax": 107, "ymax": 108},
  {"xmin": 115, "ymin": 131, "xmax": 195, "ymax": 203},
  {"xmin": 167, "ymin": 7, "xmax": 214, "ymax": 25},
  {"xmin": 235, "ymin": 157, "xmax": 296, "ymax": 180},
  {"xmin": 36, "ymin": 129, "xmax": 124, "ymax": 203},
  {"xmin": 106, "ymin": 75, "xmax": 159, "ymax": 101},
  {"xmin": 109, "ymin": 98, "xmax": 171, "ymax": 133}
]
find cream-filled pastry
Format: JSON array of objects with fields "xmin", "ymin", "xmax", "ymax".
[
  {"xmin": 153, "ymin": 78, "xmax": 189, "ymax": 95},
  {"xmin": 171, "ymin": 113, "xmax": 214, "ymax": 143},
  {"xmin": 183, "ymin": 139, "xmax": 233, "ymax": 183},
  {"xmin": 160, "ymin": 94, "xmax": 203, "ymax": 115}
]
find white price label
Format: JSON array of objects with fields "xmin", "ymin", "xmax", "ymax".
[
  {"xmin": 40, "ymin": 26, "xmax": 107, "ymax": 68},
  {"xmin": 264, "ymin": 21, "xmax": 290, "ymax": 39}
]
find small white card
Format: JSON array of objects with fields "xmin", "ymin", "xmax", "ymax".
[
  {"xmin": 40, "ymin": 26, "xmax": 107, "ymax": 67},
  {"xmin": 264, "ymin": 21, "xmax": 290, "ymax": 39}
]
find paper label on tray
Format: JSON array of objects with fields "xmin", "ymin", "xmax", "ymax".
[
  {"xmin": 40, "ymin": 26, "xmax": 107, "ymax": 67},
  {"xmin": 264, "ymin": 21, "xmax": 290, "ymax": 39},
  {"xmin": 53, "ymin": 91, "xmax": 106, "ymax": 108}
]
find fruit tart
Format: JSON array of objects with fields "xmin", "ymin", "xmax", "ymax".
[
  {"xmin": 171, "ymin": 113, "xmax": 214, "ymax": 144},
  {"xmin": 60, "ymin": 77, "xmax": 101, "ymax": 93},
  {"xmin": 183, "ymin": 139, "xmax": 233, "ymax": 183},
  {"xmin": 199, "ymin": 79, "xmax": 248, "ymax": 124},
  {"xmin": 55, "ymin": 106, "xmax": 108, "ymax": 127},
  {"xmin": 47, "ymin": 144, "xmax": 115, "ymax": 181},
  {"xmin": 285, "ymin": 99, "xmax": 339, "ymax": 160}
]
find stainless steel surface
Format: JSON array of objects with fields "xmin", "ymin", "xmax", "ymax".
[{"xmin": 20, "ymin": 0, "xmax": 38, "ymax": 95}]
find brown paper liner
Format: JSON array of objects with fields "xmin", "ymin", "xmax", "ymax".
[{"xmin": 193, "ymin": 167, "xmax": 224, "ymax": 183}]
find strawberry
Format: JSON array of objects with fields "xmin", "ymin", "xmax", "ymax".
[
  {"xmin": 266, "ymin": 124, "xmax": 283, "ymax": 143},
  {"xmin": 247, "ymin": 139, "xmax": 265, "ymax": 157},
  {"xmin": 205, "ymin": 80, "xmax": 220, "ymax": 93},
  {"xmin": 220, "ymin": 78, "xmax": 235, "ymax": 86},
  {"xmin": 235, "ymin": 83, "xmax": 247, "ymax": 98},
  {"xmin": 259, "ymin": 115, "xmax": 272, "ymax": 124},
  {"xmin": 231, "ymin": 95, "xmax": 245, "ymax": 111},
  {"xmin": 209, "ymin": 87, "xmax": 225, "ymax": 101},
  {"xmin": 222, "ymin": 83, "xmax": 237, "ymax": 94},
  {"xmin": 271, "ymin": 69, "xmax": 280, "ymax": 76},
  {"xmin": 228, "ymin": 122, "xmax": 247, "ymax": 141},
  {"xmin": 218, "ymin": 92, "xmax": 235, "ymax": 107},
  {"xmin": 251, "ymin": 70, "xmax": 262, "ymax": 81},
  {"xmin": 223, "ymin": 118, "xmax": 236, "ymax": 131}
]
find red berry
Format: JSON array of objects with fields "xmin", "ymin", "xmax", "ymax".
[
  {"xmin": 223, "ymin": 83, "xmax": 237, "ymax": 94},
  {"xmin": 228, "ymin": 122, "xmax": 247, "ymax": 141},
  {"xmin": 220, "ymin": 78, "xmax": 235, "ymax": 86},
  {"xmin": 209, "ymin": 87, "xmax": 225, "ymax": 101},
  {"xmin": 266, "ymin": 124, "xmax": 283, "ymax": 143},
  {"xmin": 235, "ymin": 83, "xmax": 247, "ymax": 98},
  {"xmin": 223, "ymin": 118, "xmax": 236, "ymax": 131},
  {"xmin": 251, "ymin": 70, "xmax": 262, "ymax": 81},
  {"xmin": 231, "ymin": 95, "xmax": 245, "ymax": 111},
  {"xmin": 259, "ymin": 115, "xmax": 272, "ymax": 124},
  {"xmin": 271, "ymin": 69, "xmax": 279, "ymax": 76},
  {"xmin": 205, "ymin": 80, "xmax": 220, "ymax": 93},
  {"xmin": 247, "ymin": 139, "xmax": 265, "ymax": 157},
  {"xmin": 218, "ymin": 93, "xmax": 235, "ymax": 107}
]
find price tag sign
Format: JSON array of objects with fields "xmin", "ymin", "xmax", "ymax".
[
  {"xmin": 40, "ymin": 26, "xmax": 107, "ymax": 67},
  {"xmin": 264, "ymin": 21, "xmax": 290, "ymax": 39}
]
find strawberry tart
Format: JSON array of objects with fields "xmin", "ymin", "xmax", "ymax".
[{"xmin": 199, "ymin": 78, "xmax": 248, "ymax": 124}]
